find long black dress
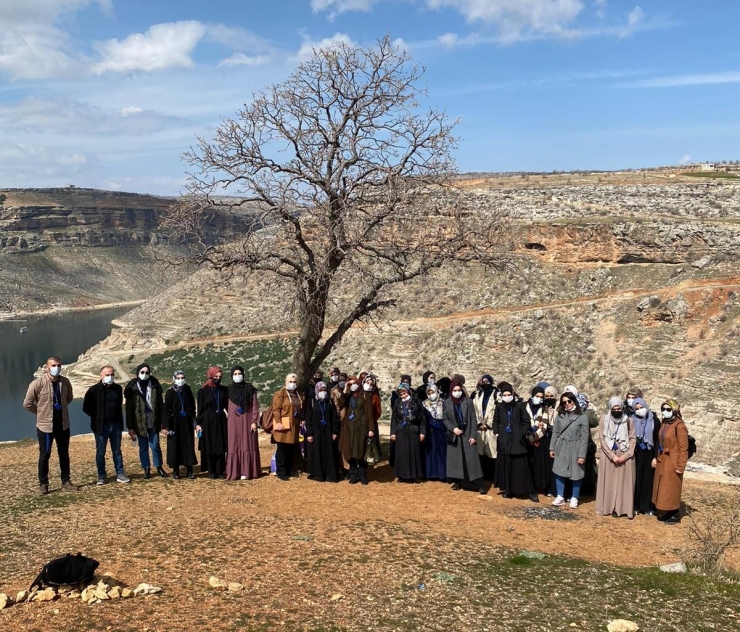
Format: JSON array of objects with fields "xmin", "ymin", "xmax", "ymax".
[
  {"xmin": 306, "ymin": 397, "xmax": 340, "ymax": 482},
  {"xmin": 390, "ymin": 397, "xmax": 427, "ymax": 481},
  {"xmin": 523, "ymin": 401, "xmax": 554, "ymax": 493},
  {"xmin": 633, "ymin": 414, "xmax": 661, "ymax": 513},
  {"xmin": 162, "ymin": 385, "xmax": 198, "ymax": 471},
  {"xmin": 493, "ymin": 401, "xmax": 535, "ymax": 496},
  {"xmin": 196, "ymin": 385, "xmax": 228, "ymax": 477}
]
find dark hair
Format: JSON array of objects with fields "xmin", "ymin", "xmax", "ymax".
[{"xmin": 557, "ymin": 392, "xmax": 583, "ymax": 415}]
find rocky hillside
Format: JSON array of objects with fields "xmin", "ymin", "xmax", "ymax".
[{"xmin": 62, "ymin": 172, "xmax": 740, "ymax": 470}]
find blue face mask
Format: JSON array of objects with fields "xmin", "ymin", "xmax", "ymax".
[{"xmin": 49, "ymin": 366, "xmax": 61, "ymax": 377}]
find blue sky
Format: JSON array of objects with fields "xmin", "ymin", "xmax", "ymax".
[{"xmin": 0, "ymin": 0, "xmax": 737, "ymax": 195}]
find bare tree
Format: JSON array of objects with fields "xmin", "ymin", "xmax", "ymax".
[{"xmin": 169, "ymin": 35, "xmax": 512, "ymax": 385}]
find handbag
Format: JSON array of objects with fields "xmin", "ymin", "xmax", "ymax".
[
  {"xmin": 365, "ymin": 437, "xmax": 381, "ymax": 464},
  {"xmin": 280, "ymin": 416, "xmax": 292, "ymax": 430}
]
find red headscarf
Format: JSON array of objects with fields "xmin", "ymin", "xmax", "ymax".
[
  {"xmin": 203, "ymin": 365, "xmax": 222, "ymax": 388},
  {"xmin": 450, "ymin": 380, "xmax": 465, "ymax": 400}
]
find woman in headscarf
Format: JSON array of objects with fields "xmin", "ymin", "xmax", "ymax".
[
  {"xmin": 652, "ymin": 399, "xmax": 689, "ymax": 524},
  {"xmin": 525, "ymin": 384, "xmax": 556, "ymax": 495},
  {"xmin": 125, "ymin": 363, "xmax": 166, "ymax": 478},
  {"xmin": 338, "ymin": 375, "xmax": 377, "ymax": 485},
  {"xmin": 578, "ymin": 392, "xmax": 600, "ymax": 497},
  {"xmin": 472, "ymin": 374, "xmax": 498, "ymax": 481},
  {"xmin": 632, "ymin": 398, "xmax": 659, "ymax": 515},
  {"xmin": 435, "ymin": 377, "xmax": 451, "ymax": 400},
  {"xmin": 493, "ymin": 382, "xmax": 538, "ymax": 502},
  {"xmin": 422, "ymin": 384, "xmax": 447, "ymax": 481},
  {"xmin": 271, "ymin": 373, "xmax": 304, "ymax": 481},
  {"xmin": 162, "ymin": 370, "xmax": 197, "ymax": 479},
  {"xmin": 390, "ymin": 383, "xmax": 427, "ymax": 483},
  {"xmin": 225, "ymin": 365, "xmax": 260, "ymax": 481},
  {"xmin": 550, "ymin": 391, "xmax": 589, "ymax": 509},
  {"xmin": 306, "ymin": 381, "xmax": 340, "ymax": 482},
  {"xmin": 414, "ymin": 370, "xmax": 436, "ymax": 402},
  {"xmin": 196, "ymin": 366, "xmax": 229, "ymax": 479},
  {"xmin": 595, "ymin": 397, "xmax": 636, "ymax": 519},
  {"xmin": 363, "ymin": 374, "xmax": 384, "ymax": 461},
  {"xmin": 623, "ymin": 387, "xmax": 644, "ymax": 417},
  {"xmin": 389, "ymin": 374, "xmax": 412, "ymax": 469},
  {"xmin": 443, "ymin": 380, "xmax": 485, "ymax": 494}
]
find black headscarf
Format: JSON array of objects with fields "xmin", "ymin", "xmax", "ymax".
[
  {"xmin": 228, "ymin": 365, "xmax": 255, "ymax": 408},
  {"xmin": 135, "ymin": 363, "xmax": 152, "ymax": 390}
]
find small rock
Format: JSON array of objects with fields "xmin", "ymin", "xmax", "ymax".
[
  {"xmin": 66, "ymin": 590, "xmax": 81, "ymax": 599},
  {"xmin": 586, "ymin": 345, "xmax": 597, "ymax": 353},
  {"xmin": 53, "ymin": 608, "xmax": 59, "ymax": 614},
  {"xmin": 330, "ymin": 593, "xmax": 344, "ymax": 602},
  {"xmin": 16, "ymin": 590, "xmax": 28, "ymax": 603},
  {"xmin": 607, "ymin": 620, "xmax": 640, "ymax": 632},
  {"xmin": 121, "ymin": 588, "xmax": 134, "ymax": 599},
  {"xmin": 32, "ymin": 587, "xmax": 57, "ymax": 602},
  {"xmin": 0, "ymin": 593, "xmax": 13, "ymax": 609},
  {"xmin": 133, "ymin": 583, "xmax": 161, "ymax": 596},
  {"xmin": 227, "ymin": 582, "xmax": 244, "ymax": 593},
  {"xmin": 636, "ymin": 295, "xmax": 660, "ymax": 312},
  {"xmin": 107, "ymin": 586, "xmax": 121, "ymax": 599},
  {"xmin": 533, "ymin": 309, "xmax": 545, "ymax": 320},
  {"xmin": 691, "ymin": 255, "xmax": 712, "ymax": 270},
  {"xmin": 92, "ymin": 588, "xmax": 109, "ymax": 601},
  {"xmin": 659, "ymin": 562, "xmax": 687, "ymax": 573},
  {"xmin": 165, "ymin": 507, "xmax": 173, "ymax": 511},
  {"xmin": 209, "ymin": 576, "xmax": 229, "ymax": 591},
  {"xmin": 521, "ymin": 343, "xmax": 530, "ymax": 355},
  {"xmin": 80, "ymin": 588, "xmax": 90, "ymax": 602}
]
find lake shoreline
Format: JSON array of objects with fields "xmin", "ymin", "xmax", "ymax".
[{"xmin": 0, "ymin": 299, "xmax": 144, "ymax": 320}]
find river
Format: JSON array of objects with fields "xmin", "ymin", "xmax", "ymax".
[{"xmin": 0, "ymin": 308, "xmax": 131, "ymax": 442}]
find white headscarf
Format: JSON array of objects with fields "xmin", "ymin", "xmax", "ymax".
[{"xmin": 604, "ymin": 396, "xmax": 629, "ymax": 453}]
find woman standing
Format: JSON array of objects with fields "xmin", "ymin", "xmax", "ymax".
[
  {"xmin": 271, "ymin": 373, "xmax": 304, "ymax": 481},
  {"xmin": 363, "ymin": 374, "xmax": 384, "ymax": 462},
  {"xmin": 196, "ymin": 366, "xmax": 229, "ymax": 479},
  {"xmin": 338, "ymin": 376, "xmax": 377, "ymax": 485},
  {"xmin": 443, "ymin": 380, "xmax": 485, "ymax": 494},
  {"xmin": 162, "ymin": 370, "xmax": 197, "ymax": 479},
  {"xmin": 493, "ymin": 382, "xmax": 538, "ymax": 502},
  {"xmin": 595, "ymin": 397, "xmax": 636, "ymax": 519},
  {"xmin": 550, "ymin": 392, "xmax": 589, "ymax": 509},
  {"xmin": 125, "ymin": 363, "xmax": 166, "ymax": 479},
  {"xmin": 390, "ymin": 384, "xmax": 427, "ymax": 483},
  {"xmin": 472, "ymin": 374, "xmax": 497, "ymax": 481},
  {"xmin": 652, "ymin": 399, "xmax": 689, "ymax": 524},
  {"xmin": 525, "ymin": 385, "xmax": 556, "ymax": 496},
  {"xmin": 306, "ymin": 381, "xmax": 340, "ymax": 482},
  {"xmin": 225, "ymin": 365, "xmax": 261, "ymax": 481},
  {"xmin": 421, "ymin": 385, "xmax": 447, "ymax": 481},
  {"xmin": 632, "ymin": 398, "xmax": 659, "ymax": 515}
]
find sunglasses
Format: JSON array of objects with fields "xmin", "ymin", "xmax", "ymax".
[{"xmin": 661, "ymin": 407, "xmax": 672, "ymax": 412}]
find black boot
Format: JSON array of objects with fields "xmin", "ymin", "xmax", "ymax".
[
  {"xmin": 144, "ymin": 468, "xmax": 151, "ymax": 479},
  {"xmin": 358, "ymin": 461, "xmax": 369, "ymax": 485},
  {"xmin": 172, "ymin": 468, "xmax": 180, "ymax": 480},
  {"xmin": 157, "ymin": 466, "xmax": 168, "ymax": 478},
  {"xmin": 664, "ymin": 510, "xmax": 681, "ymax": 524},
  {"xmin": 186, "ymin": 467, "xmax": 194, "ymax": 480}
]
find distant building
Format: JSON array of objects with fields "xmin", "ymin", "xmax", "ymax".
[{"xmin": 699, "ymin": 163, "xmax": 715, "ymax": 172}]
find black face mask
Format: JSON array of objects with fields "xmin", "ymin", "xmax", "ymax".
[
  {"xmin": 545, "ymin": 398, "xmax": 557, "ymax": 408},
  {"xmin": 480, "ymin": 383, "xmax": 493, "ymax": 392},
  {"xmin": 212, "ymin": 377, "xmax": 221, "ymax": 385},
  {"xmin": 611, "ymin": 410, "xmax": 623, "ymax": 419}
]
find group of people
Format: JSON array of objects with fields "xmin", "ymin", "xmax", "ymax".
[{"xmin": 23, "ymin": 358, "xmax": 691, "ymax": 523}]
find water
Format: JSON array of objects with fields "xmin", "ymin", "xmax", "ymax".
[{"xmin": 0, "ymin": 308, "xmax": 131, "ymax": 442}]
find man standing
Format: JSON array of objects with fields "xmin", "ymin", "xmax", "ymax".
[
  {"xmin": 82, "ymin": 365, "xmax": 131, "ymax": 485},
  {"xmin": 23, "ymin": 356, "xmax": 75, "ymax": 495}
]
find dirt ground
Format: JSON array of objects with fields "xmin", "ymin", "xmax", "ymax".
[{"xmin": 1, "ymin": 433, "xmax": 739, "ymax": 632}]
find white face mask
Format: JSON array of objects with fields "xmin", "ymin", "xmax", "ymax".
[
  {"xmin": 531, "ymin": 396, "xmax": 542, "ymax": 406},
  {"xmin": 350, "ymin": 383, "xmax": 359, "ymax": 392},
  {"xmin": 662, "ymin": 410, "xmax": 673, "ymax": 419},
  {"xmin": 363, "ymin": 384, "xmax": 373, "ymax": 392},
  {"xmin": 635, "ymin": 408, "xmax": 648, "ymax": 418},
  {"xmin": 428, "ymin": 393, "xmax": 438, "ymax": 402},
  {"xmin": 233, "ymin": 375, "xmax": 244, "ymax": 384},
  {"xmin": 502, "ymin": 395, "xmax": 514, "ymax": 404},
  {"xmin": 138, "ymin": 371, "xmax": 150, "ymax": 381},
  {"xmin": 175, "ymin": 378, "xmax": 186, "ymax": 387},
  {"xmin": 452, "ymin": 390, "xmax": 462, "ymax": 398},
  {"xmin": 330, "ymin": 375, "xmax": 339, "ymax": 383},
  {"xmin": 402, "ymin": 395, "xmax": 411, "ymax": 403},
  {"xmin": 102, "ymin": 375, "xmax": 114, "ymax": 385},
  {"xmin": 627, "ymin": 398, "xmax": 635, "ymax": 407},
  {"xmin": 287, "ymin": 383, "xmax": 297, "ymax": 391},
  {"xmin": 317, "ymin": 391, "xmax": 327, "ymax": 400},
  {"xmin": 49, "ymin": 366, "xmax": 61, "ymax": 377}
]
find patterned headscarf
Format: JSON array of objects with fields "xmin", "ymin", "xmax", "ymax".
[
  {"xmin": 665, "ymin": 399, "xmax": 683, "ymax": 420},
  {"xmin": 577, "ymin": 393, "xmax": 590, "ymax": 411}
]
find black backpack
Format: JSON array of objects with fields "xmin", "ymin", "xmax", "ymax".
[
  {"xmin": 688, "ymin": 435, "xmax": 697, "ymax": 460},
  {"xmin": 30, "ymin": 553, "xmax": 99, "ymax": 590}
]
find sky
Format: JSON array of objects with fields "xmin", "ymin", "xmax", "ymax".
[{"xmin": 0, "ymin": 0, "xmax": 738, "ymax": 195}]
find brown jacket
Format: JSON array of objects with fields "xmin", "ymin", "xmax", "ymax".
[
  {"xmin": 23, "ymin": 374, "xmax": 74, "ymax": 433},
  {"xmin": 271, "ymin": 387, "xmax": 304, "ymax": 444},
  {"xmin": 337, "ymin": 391, "xmax": 378, "ymax": 465},
  {"xmin": 652, "ymin": 419, "xmax": 689, "ymax": 511}
]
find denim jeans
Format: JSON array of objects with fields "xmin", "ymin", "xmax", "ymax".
[
  {"xmin": 95, "ymin": 424, "xmax": 124, "ymax": 479},
  {"xmin": 555, "ymin": 474, "xmax": 582, "ymax": 499},
  {"xmin": 138, "ymin": 428, "xmax": 163, "ymax": 469},
  {"xmin": 37, "ymin": 415, "xmax": 71, "ymax": 486}
]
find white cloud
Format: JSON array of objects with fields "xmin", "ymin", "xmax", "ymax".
[
  {"xmin": 121, "ymin": 106, "xmax": 143, "ymax": 117},
  {"xmin": 0, "ymin": 0, "xmax": 111, "ymax": 22},
  {"xmin": 296, "ymin": 33, "xmax": 356, "ymax": 62},
  {"xmin": 218, "ymin": 53, "xmax": 271, "ymax": 68},
  {"xmin": 438, "ymin": 33, "xmax": 459, "ymax": 47},
  {"xmin": 594, "ymin": 0, "xmax": 606, "ymax": 18},
  {"xmin": 623, "ymin": 71, "xmax": 740, "ymax": 88},
  {"xmin": 92, "ymin": 21, "xmax": 207, "ymax": 75},
  {"xmin": 310, "ymin": 0, "xmax": 377, "ymax": 19},
  {"xmin": 0, "ymin": 143, "xmax": 97, "ymax": 186},
  {"xmin": 619, "ymin": 5, "xmax": 644, "ymax": 38},
  {"xmin": 678, "ymin": 154, "xmax": 693, "ymax": 166}
]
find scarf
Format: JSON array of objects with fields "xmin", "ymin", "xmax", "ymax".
[
  {"xmin": 203, "ymin": 365, "xmax": 222, "ymax": 389},
  {"xmin": 604, "ymin": 408, "xmax": 630, "ymax": 454},
  {"xmin": 422, "ymin": 386, "xmax": 444, "ymax": 420},
  {"xmin": 631, "ymin": 397, "xmax": 654, "ymax": 449}
]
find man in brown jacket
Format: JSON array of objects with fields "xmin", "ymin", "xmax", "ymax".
[{"xmin": 23, "ymin": 356, "xmax": 75, "ymax": 495}]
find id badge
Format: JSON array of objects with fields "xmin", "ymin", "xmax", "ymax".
[
  {"xmin": 638, "ymin": 442, "xmax": 646, "ymax": 450},
  {"xmin": 236, "ymin": 407, "xmax": 244, "ymax": 415},
  {"xmin": 505, "ymin": 426, "xmax": 512, "ymax": 434},
  {"xmin": 320, "ymin": 419, "xmax": 327, "ymax": 426},
  {"xmin": 612, "ymin": 442, "xmax": 619, "ymax": 451},
  {"xmin": 180, "ymin": 410, "xmax": 188, "ymax": 418},
  {"xmin": 531, "ymin": 426, "xmax": 537, "ymax": 433},
  {"xmin": 53, "ymin": 403, "xmax": 62, "ymax": 411},
  {"xmin": 349, "ymin": 413, "xmax": 355, "ymax": 421}
]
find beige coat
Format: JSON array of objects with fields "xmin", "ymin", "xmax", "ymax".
[
  {"xmin": 595, "ymin": 414, "xmax": 636, "ymax": 518},
  {"xmin": 652, "ymin": 419, "xmax": 689, "ymax": 511},
  {"xmin": 23, "ymin": 374, "xmax": 73, "ymax": 433},
  {"xmin": 472, "ymin": 391, "xmax": 497, "ymax": 458}
]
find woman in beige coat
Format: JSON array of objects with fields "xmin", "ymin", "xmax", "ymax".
[
  {"xmin": 472, "ymin": 374, "xmax": 497, "ymax": 481},
  {"xmin": 652, "ymin": 399, "xmax": 689, "ymax": 524},
  {"xmin": 271, "ymin": 373, "xmax": 305, "ymax": 481},
  {"xmin": 595, "ymin": 397, "xmax": 636, "ymax": 519}
]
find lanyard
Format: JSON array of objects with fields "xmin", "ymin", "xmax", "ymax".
[
  {"xmin": 659, "ymin": 421, "xmax": 671, "ymax": 452},
  {"xmin": 610, "ymin": 419, "xmax": 623, "ymax": 450},
  {"xmin": 318, "ymin": 400, "xmax": 327, "ymax": 426},
  {"xmin": 176, "ymin": 389, "xmax": 186, "ymax": 413},
  {"xmin": 401, "ymin": 402, "xmax": 409, "ymax": 427},
  {"xmin": 211, "ymin": 388, "xmax": 220, "ymax": 413}
]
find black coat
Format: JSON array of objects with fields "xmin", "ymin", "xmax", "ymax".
[
  {"xmin": 306, "ymin": 396, "xmax": 340, "ymax": 482},
  {"xmin": 163, "ymin": 385, "xmax": 198, "ymax": 468},
  {"xmin": 493, "ymin": 401, "xmax": 529, "ymax": 456},
  {"xmin": 390, "ymin": 397, "xmax": 427, "ymax": 479},
  {"xmin": 82, "ymin": 382, "xmax": 124, "ymax": 434}
]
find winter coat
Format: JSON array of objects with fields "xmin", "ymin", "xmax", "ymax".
[
  {"xmin": 551, "ymin": 411, "xmax": 590, "ymax": 481},
  {"xmin": 82, "ymin": 381, "xmax": 124, "ymax": 434},
  {"xmin": 492, "ymin": 401, "xmax": 529, "ymax": 456},
  {"xmin": 472, "ymin": 390, "xmax": 497, "ymax": 458},
  {"xmin": 338, "ymin": 391, "xmax": 378, "ymax": 463},
  {"xmin": 124, "ymin": 377, "xmax": 164, "ymax": 436},
  {"xmin": 442, "ymin": 397, "xmax": 484, "ymax": 481},
  {"xmin": 24, "ymin": 374, "xmax": 73, "ymax": 433},
  {"xmin": 652, "ymin": 419, "xmax": 689, "ymax": 511},
  {"xmin": 271, "ymin": 387, "xmax": 304, "ymax": 445}
]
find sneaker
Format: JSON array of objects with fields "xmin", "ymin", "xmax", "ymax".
[
  {"xmin": 61, "ymin": 480, "xmax": 77, "ymax": 492},
  {"xmin": 97, "ymin": 478, "xmax": 107, "ymax": 486},
  {"xmin": 116, "ymin": 474, "xmax": 131, "ymax": 484},
  {"xmin": 570, "ymin": 497, "xmax": 579, "ymax": 509},
  {"xmin": 551, "ymin": 495, "xmax": 565, "ymax": 506},
  {"xmin": 38, "ymin": 484, "xmax": 49, "ymax": 496}
]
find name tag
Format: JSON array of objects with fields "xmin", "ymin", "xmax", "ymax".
[
  {"xmin": 53, "ymin": 403, "xmax": 62, "ymax": 411},
  {"xmin": 236, "ymin": 407, "xmax": 244, "ymax": 415},
  {"xmin": 638, "ymin": 442, "xmax": 646, "ymax": 450},
  {"xmin": 505, "ymin": 426, "xmax": 512, "ymax": 434},
  {"xmin": 612, "ymin": 442, "xmax": 619, "ymax": 451},
  {"xmin": 180, "ymin": 410, "xmax": 188, "ymax": 418},
  {"xmin": 349, "ymin": 413, "xmax": 355, "ymax": 421}
]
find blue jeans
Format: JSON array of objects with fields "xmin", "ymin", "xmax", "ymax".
[
  {"xmin": 555, "ymin": 475, "xmax": 582, "ymax": 499},
  {"xmin": 95, "ymin": 424, "xmax": 124, "ymax": 479},
  {"xmin": 137, "ymin": 428, "xmax": 163, "ymax": 469}
]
